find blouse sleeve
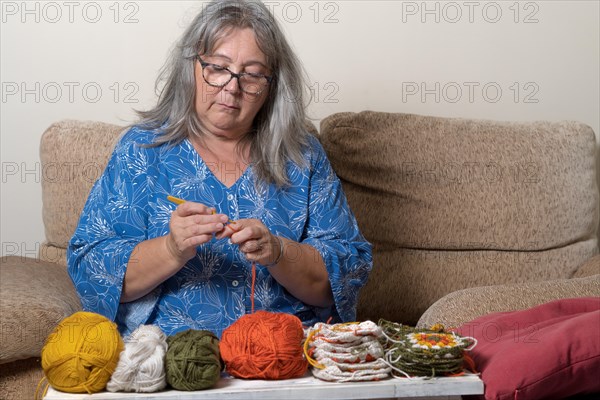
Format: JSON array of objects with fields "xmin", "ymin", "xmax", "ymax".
[
  {"xmin": 67, "ymin": 128, "xmax": 156, "ymax": 332},
  {"xmin": 301, "ymin": 137, "xmax": 373, "ymax": 322}
]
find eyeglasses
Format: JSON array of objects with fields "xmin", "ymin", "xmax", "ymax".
[{"xmin": 196, "ymin": 55, "xmax": 273, "ymax": 95}]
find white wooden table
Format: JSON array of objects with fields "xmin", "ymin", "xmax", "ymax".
[{"xmin": 44, "ymin": 373, "xmax": 483, "ymax": 400}]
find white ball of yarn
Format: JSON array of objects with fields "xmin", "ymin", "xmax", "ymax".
[{"xmin": 107, "ymin": 324, "xmax": 168, "ymax": 392}]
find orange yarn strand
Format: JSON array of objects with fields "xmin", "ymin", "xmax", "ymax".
[
  {"xmin": 463, "ymin": 353, "xmax": 478, "ymax": 374},
  {"xmin": 251, "ymin": 262, "xmax": 256, "ymax": 313}
]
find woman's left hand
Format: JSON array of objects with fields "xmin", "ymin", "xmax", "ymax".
[{"xmin": 216, "ymin": 219, "xmax": 282, "ymax": 266}]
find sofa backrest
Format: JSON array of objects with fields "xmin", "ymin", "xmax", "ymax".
[
  {"xmin": 39, "ymin": 120, "xmax": 124, "ymax": 265},
  {"xmin": 319, "ymin": 111, "xmax": 599, "ymax": 325}
]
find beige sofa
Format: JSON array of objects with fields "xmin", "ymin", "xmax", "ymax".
[{"xmin": 1, "ymin": 113, "xmax": 598, "ymax": 399}]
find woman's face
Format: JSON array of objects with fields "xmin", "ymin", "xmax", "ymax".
[{"xmin": 194, "ymin": 28, "xmax": 271, "ymax": 141}]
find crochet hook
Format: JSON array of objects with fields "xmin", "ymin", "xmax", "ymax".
[
  {"xmin": 167, "ymin": 195, "xmax": 237, "ymax": 225},
  {"xmin": 166, "ymin": 195, "xmax": 186, "ymax": 205}
]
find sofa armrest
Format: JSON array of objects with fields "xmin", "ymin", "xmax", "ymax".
[
  {"xmin": 417, "ymin": 271, "xmax": 600, "ymax": 329},
  {"xmin": 0, "ymin": 256, "xmax": 81, "ymax": 364},
  {"xmin": 573, "ymin": 253, "xmax": 600, "ymax": 278}
]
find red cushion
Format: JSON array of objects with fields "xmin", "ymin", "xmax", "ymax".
[{"xmin": 457, "ymin": 297, "xmax": 600, "ymax": 400}]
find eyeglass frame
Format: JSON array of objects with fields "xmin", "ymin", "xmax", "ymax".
[{"xmin": 196, "ymin": 55, "xmax": 274, "ymax": 95}]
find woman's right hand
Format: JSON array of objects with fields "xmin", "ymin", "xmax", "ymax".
[
  {"xmin": 121, "ymin": 201, "xmax": 228, "ymax": 303},
  {"xmin": 166, "ymin": 201, "xmax": 230, "ymax": 264}
]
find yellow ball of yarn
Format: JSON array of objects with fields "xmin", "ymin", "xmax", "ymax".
[{"xmin": 41, "ymin": 311, "xmax": 124, "ymax": 393}]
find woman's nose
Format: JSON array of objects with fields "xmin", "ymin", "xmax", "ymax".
[{"xmin": 224, "ymin": 75, "xmax": 241, "ymax": 94}]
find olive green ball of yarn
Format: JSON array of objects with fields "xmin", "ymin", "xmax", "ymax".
[{"xmin": 165, "ymin": 329, "xmax": 222, "ymax": 390}]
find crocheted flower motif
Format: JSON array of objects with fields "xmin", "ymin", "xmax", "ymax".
[
  {"xmin": 378, "ymin": 320, "xmax": 477, "ymax": 378},
  {"xmin": 408, "ymin": 332, "xmax": 465, "ymax": 350}
]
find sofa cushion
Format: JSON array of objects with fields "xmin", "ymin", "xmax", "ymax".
[
  {"xmin": 0, "ymin": 256, "xmax": 81, "ymax": 363},
  {"xmin": 457, "ymin": 297, "xmax": 600, "ymax": 400},
  {"xmin": 40, "ymin": 120, "xmax": 124, "ymax": 254},
  {"xmin": 573, "ymin": 253, "xmax": 600, "ymax": 278},
  {"xmin": 417, "ymin": 273, "xmax": 600, "ymax": 329},
  {"xmin": 319, "ymin": 111, "xmax": 599, "ymax": 324},
  {"xmin": 0, "ymin": 358, "xmax": 44, "ymax": 400}
]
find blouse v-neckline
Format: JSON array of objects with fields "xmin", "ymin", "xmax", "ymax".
[{"xmin": 184, "ymin": 137, "xmax": 251, "ymax": 190}]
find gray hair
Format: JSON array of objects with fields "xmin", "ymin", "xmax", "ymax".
[{"xmin": 136, "ymin": 0, "xmax": 311, "ymax": 187}]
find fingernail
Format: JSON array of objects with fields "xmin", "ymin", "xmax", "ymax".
[{"xmin": 220, "ymin": 215, "xmax": 229, "ymax": 223}]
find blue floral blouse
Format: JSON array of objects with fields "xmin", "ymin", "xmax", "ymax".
[{"xmin": 67, "ymin": 126, "xmax": 372, "ymax": 338}]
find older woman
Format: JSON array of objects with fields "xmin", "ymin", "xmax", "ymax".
[{"xmin": 68, "ymin": 0, "xmax": 372, "ymax": 337}]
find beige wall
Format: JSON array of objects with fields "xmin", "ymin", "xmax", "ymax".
[{"xmin": 1, "ymin": 0, "xmax": 599, "ymax": 257}]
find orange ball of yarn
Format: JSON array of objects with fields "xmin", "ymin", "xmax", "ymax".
[
  {"xmin": 41, "ymin": 311, "xmax": 124, "ymax": 393},
  {"xmin": 219, "ymin": 311, "xmax": 308, "ymax": 379}
]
